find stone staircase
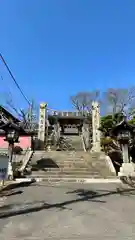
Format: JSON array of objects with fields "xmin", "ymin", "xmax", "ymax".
[
  {"xmin": 27, "ymin": 150, "xmax": 116, "ymax": 182},
  {"xmin": 49, "ymin": 134, "xmax": 84, "ymax": 151},
  {"xmin": 69, "ymin": 135, "xmax": 84, "ymax": 151}
]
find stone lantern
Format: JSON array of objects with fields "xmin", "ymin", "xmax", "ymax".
[
  {"xmin": 111, "ymin": 117, "xmax": 135, "ymax": 178},
  {"xmin": 0, "ymin": 121, "xmax": 21, "ymax": 180}
]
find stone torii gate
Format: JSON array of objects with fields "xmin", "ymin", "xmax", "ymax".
[{"xmin": 38, "ymin": 101, "xmax": 101, "ymax": 152}]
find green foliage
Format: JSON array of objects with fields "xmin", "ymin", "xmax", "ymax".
[
  {"xmin": 100, "ymin": 113, "xmax": 124, "ymax": 136},
  {"xmin": 48, "ymin": 115, "xmax": 58, "ymax": 125},
  {"xmin": 128, "ymin": 116, "xmax": 135, "ymax": 125},
  {"xmin": 101, "ymin": 137, "xmax": 113, "ymax": 153},
  {"xmin": 113, "ymin": 112, "xmax": 124, "ymax": 124},
  {"xmin": 100, "ymin": 115, "xmax": 113, "ymax": 135},
  {"xmin": 101, "ymin": 137, "xmax": 113, "ymax": 146}
]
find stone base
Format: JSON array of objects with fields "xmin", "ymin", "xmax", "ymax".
[
  {"xmin": 47, "ymin": 146, "xmax": 51, "ymax": 152},
  {"xmin": 118, "ymin": 163, "xmax": 135, "ymax": 177},
  {"xmin": 91, "ymin": 148, "xmax": 101, "ymax": 153}
]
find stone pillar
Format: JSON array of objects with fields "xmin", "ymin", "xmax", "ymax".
[
  {"xmin": 38, "ymin": 103, "xmax": 47, "ymax": 148},
  {"xmin": 91, "ymin": 101, "xmax": 101, "ymax": 152},
  {"xmin": 121, "ymin": 144, "xmax": 129, "ymax": 164}
]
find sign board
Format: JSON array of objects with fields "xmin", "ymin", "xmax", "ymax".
[
  {"xmin": 38, "ymin": 103, "xmax": 47, "ymax": 141},
  {"xmin": 0, "ymin": 155, "xmax": 9, "ymax": 180}
]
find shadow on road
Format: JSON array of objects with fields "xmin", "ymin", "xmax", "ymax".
[
  {"xmin": 66, "ymin": 187, "xmax": 135, "ymax": 197},
  {"xmin": 0, "ymin": 180, "xmax": 36, "ymax": 193},
  {"xmin": 0, "ymin": 190, "xmax": 23, "ymax": 198},
  {"xmin": 0, "ymin": 186, "xmax": 135, "ymax": 219}
]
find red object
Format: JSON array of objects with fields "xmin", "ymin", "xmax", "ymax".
[{"xmin": 0, "ymin": 136, "xmax": 31, "ymax": 150}]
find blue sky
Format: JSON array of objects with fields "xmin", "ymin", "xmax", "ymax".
[{"xmin": 0, "ymin": 0, "xmax": 135, "ymax": 112}]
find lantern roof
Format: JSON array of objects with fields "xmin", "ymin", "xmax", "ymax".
[{"xmin": 111, "ymin": 118, "xmax": 135, "ymax": 137}]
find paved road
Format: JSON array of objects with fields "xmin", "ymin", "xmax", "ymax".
[{"xmin": 0, "ymin": 182, "xmax": 135, "ymax": 239}]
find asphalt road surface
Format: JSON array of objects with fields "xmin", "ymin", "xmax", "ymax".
[{"xmin": 0, "ymin": 181, "xmax": 135, "ymax": 239}]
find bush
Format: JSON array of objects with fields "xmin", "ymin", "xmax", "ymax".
[
  {"xmin": 101, "ymin": 137, "xmax": 113, "ymax": 146},
  {"xmin": 101, "ymin": 137, "xmax": 113, "ymax": 153},
  {"xmin": 13, "ymin": 146, "xmax": 23, "ymax": 154}
]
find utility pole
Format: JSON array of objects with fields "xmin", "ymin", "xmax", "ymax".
[
  {"xmin": 28, "ymin": 100, "xmax": 34, "ymax": 130},
  {"xmin": 30, "ymin": 101, "xmax": 33, "ymax": 130}
]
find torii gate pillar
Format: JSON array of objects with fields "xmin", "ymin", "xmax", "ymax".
[
  {"xmin": 38, "ymin": 103, "xmax": 47, "ymax": 147},
  {"xmin": 91, "ymin": 101, "xmax": 101, "ymax": 152}
]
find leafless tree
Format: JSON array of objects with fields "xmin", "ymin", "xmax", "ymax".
[
  {"xmin": 70, "ymin": 90, "xmax": 100, "ymax": 114},
  {"xmin": 5, "ymin": 94, "xmax": 38, "ymax": 130},
  {"xmin": 103, "ymin": 87, "xmax": 135, "ymax": 116}
]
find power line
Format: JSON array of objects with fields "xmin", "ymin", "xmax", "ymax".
[
  {"xmin": 1, "ymin": 75, "xmax": 13, "ymax": 97},
  {"xmin": 0, "ymin": 53, "xmax": 31, "ymax": 106},
  {"xmin": 0, "ymin": 54, "xmax": 38, "ymax": 128}
]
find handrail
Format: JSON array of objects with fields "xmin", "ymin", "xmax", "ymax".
[
  {"xmin": 81, "ymin": 134, "xmax": 87, "ymax": 152},
  {"xmin": 81, "ymin": 125, "xmax": 91, "ymax": 152},
  {"xmin": 13, "ymin": 147, "xmax": 29, "ymax": 163},
  {"xmin": 52, "ymin": 124, "xmax": 61, "ymax": 145},
  {"xmin": 18, "ymin": 147, "xmax": 33, "ymax": 172}
]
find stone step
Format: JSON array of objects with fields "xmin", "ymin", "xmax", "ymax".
[
  {"xmin": 32, "ymin": 167, "xmax": 96, "ymax": 172},
  {"xmin": 46, "ymin": 159, "xmax": 86, "ymax": 164},
  {"xmin": 32, "ymin": 157, "xmax": 86, "ymax": 161},
  {"xmin": 31, "ymin": 159, "xmax": 92, "ymax": 164},
  {"xmin": 31, "ymin": 163, "xmax": 88, "ymax": 169},
  {"xmin": 33, "ymin": 153, "xmax": 88, "ymax": 157},
  {"xmin": 31, "ymin": 156, "xmax": 87, "ymax": 160},
  {"xmin": 33, "ymin": 152, "xmax": 87, "ymax": 159},
  {"xmin": 33, "ymin": 151, "xmax": 88, "ymax": 156},
  {"xmin": 30, "ymin": 174, "xmax": 101, "ymax": 178},
  {"xmin": 26, "ymin": 177, "xmax": 99, "ymax": 183},
  {"xmin": 31, "ymin": 159, "xmax": 87, "ymax": 163},
  {"xmin": 31, "ymin": 158, "xmax": 90, "ymax": 164},
  {"xmin": 27, "ymin": 176, "xmax": 118, "ymax": 182},
  {"xmin": 31, "ymin": 162, "xmax": 88, "ymax": 167},
  {"xmin": 31, "ymin": 160, "xmax": 86, "ymax": 164},
  {"xmin": 31, "ymin": 169, "xmax": 100, "ymax": 174},
  {"xmin": 31, "ymin": 160, "xmax": 88, "ymax": 164}
]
